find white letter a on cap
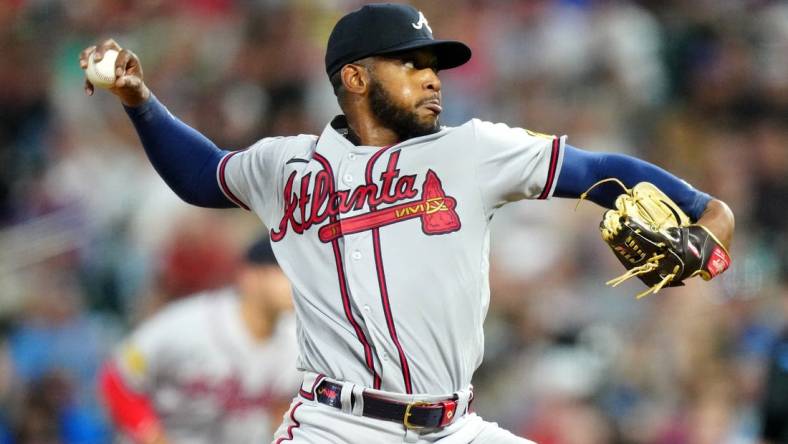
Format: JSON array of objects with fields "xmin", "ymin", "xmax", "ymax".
[{"xmin": 411, "ymin": 11, "xmax": 432, "ymax": 33}]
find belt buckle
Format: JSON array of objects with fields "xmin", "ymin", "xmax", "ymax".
[{"xmin": 403, "ymin": 401, "xmax": 429, "ymax": 430}]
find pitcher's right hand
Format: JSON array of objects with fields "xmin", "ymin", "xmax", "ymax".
[{"xmin": 80, "ymin": 38, "xmax": 150, "ymax": 107}]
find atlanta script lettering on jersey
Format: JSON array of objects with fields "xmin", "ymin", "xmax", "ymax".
[{"xmin": 270, "ymin": 151, "xmax": 461, "ymax": 241}]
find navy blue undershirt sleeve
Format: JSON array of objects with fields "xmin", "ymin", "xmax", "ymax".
[
  {"xmin": 124, "ymin": 95, "xmax": 235, "ymax": 208},
  {"xmin": 554, "ymin": 145, "xmax": 712, "ymax": 221}
]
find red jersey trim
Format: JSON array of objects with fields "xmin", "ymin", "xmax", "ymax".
[
  {"xmin": 313, "ymin": 153, "xmax": 381, "ymax": 388},
  {"xmin": 217, "ymin": 151, "xmax": 251, "ymax": 211},
  {"xmin": 365, "ymin": 145, "xmax": 414, "ymax": 394},
  {"xmin": 274, "ymin": 401, "xmax": 303, "ymax": 443},
  {"xmin": 537, "ymin": 137, "xmax": 561, "ymax": 200}
]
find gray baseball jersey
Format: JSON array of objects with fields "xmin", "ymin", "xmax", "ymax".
[
  {"xmin": 114, "ymin": 289, "xmax": 300, "ymax": 443},
  {"xmin": 219, "ymin": 117, "xmax": 565, "ymax": 396}
]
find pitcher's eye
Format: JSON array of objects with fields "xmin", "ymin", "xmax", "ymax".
[{"xmin": 404, "ymin": 61, "xmax": 415, "ymax": 69}]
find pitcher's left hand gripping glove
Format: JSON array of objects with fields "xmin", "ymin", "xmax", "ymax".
[{"xmin": 588, "ymin": 180, "xmax": 732, "ymax": 298}]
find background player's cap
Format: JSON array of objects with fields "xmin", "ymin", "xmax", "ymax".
[
  {"xmin": 325, "ymin": 3, "xmax": 472, "ymax": 78},
  {"xmin": 244, "ymin": 236, "xmax": 278, "ymax": 266}
]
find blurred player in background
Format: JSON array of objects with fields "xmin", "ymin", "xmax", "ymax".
[{"xmin": 98, "ymin": 236, "xmax": 299, "ymax": 444}]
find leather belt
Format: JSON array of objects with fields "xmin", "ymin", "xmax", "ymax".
[{"xmin": 313, "ymin": 380, "xmax": 461, "ymax": 430}]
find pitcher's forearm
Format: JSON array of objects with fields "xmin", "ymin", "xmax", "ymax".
[
  {"xmin": 555, "ymin": 146, "xmax": 711, "ymax": 220},
  {"xmin": 124, "ymin": 95, "xmax": 234, "ymax": 208},
  {"xmin": 697, "ymin": 199, "xmax": 735, "ymax": 250}
]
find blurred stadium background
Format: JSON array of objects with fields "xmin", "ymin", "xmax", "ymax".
[{"xmin": 0, "ymin": 0, "xmax": 786, "ymax": 443}]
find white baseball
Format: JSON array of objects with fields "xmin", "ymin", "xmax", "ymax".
[{"xmin": 85, "ymin": 49, "xmax": 119, "ymax": 89}]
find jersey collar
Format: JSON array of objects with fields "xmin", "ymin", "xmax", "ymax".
[{"xmin": 323, "ymin": 115, "xmax": 452, "ymax": 153}]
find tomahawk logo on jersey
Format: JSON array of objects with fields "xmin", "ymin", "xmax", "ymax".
[{"xmin": 269, "ymin": 149, "xmax": 460, "ymax": 242}]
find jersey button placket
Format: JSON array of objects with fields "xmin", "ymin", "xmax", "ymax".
[{"xmin": 340, "ymin": 157, "xmax": 385, "ymax": 375}]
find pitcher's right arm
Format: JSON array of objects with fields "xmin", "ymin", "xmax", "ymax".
[{"xmin": 80, "ymin": 39, "xmax": 235, "ymax": 208}]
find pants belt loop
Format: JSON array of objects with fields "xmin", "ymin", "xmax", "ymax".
[
  {"xmin": 299, "ymin": 372, "xmax": 324, "ymax": 400},
  {"xmin": 351, "ymin": 384, "xmax": 365, "ymax": 416},
  {"xmin": 453, "ymin": 388, "xmax": 472, "ymax": 418},
  {"xmin": 339, "ymin": 382, "xmax": 355, "ymax": 415}
]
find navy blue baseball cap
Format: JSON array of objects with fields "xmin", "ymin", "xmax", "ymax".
[{"xmin": 325, "ymin": 3, "xmax": 472, "ymax": 78}]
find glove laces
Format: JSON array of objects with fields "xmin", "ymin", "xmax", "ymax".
[{"xmin": 605, "ymin": 254, "xmax": 678, "ymax": 299}]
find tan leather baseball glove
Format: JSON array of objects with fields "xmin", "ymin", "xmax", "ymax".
[{"xmin": 584, "ymin": 180, "xmax": 732, "ymax": 298}]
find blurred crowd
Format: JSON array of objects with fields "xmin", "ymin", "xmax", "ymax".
[{"xmin": 0, "ymin": 0, "xmax": 786, "ymax": 443}]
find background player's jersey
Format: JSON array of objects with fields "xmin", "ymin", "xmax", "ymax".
[
  {"xmin": 113, "ymin": 289, "xmax": 300, "ymax": 444},
  {"xmin": 220, "ymin": 118, "xmax": 565, "ymax": 395}
]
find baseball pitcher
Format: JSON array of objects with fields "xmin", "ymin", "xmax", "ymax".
[{"xmin": 81, "ymin": 3, "xmax": 734, "ymax": 443}]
